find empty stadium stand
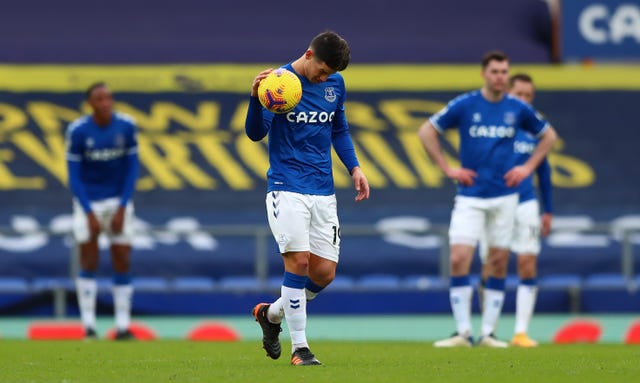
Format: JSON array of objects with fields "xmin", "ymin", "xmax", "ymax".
[{"xmin": 0, "ymin": 219, "xmax": 637, "ymax": 316}]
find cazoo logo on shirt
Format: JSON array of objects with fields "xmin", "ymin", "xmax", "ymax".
[
  {"xmin": 286, "ymin": 111, "xmax": 335, "ymax": 124},
  {"xmin": 84, "ymin": 148, "xmax": 126, "ymax": 161},
  {"xmin": 468, "ymin": 125, "xmax": 515, "ymax": 138}
]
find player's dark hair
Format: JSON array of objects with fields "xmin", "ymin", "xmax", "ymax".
[
  {"xmin": 481, "ymin": 51, "xmax": 509, "ymax": 69},
  {"xmin": 509, "ymin": 73, "xmax": 533, "ymax": 88},
  {"xmin": 310, "ymin": 30, "xmax": 350, "ymax": 72},
  {"xmin": 85, "ymin": 81, "xmax": 107, "ymax": 99}
]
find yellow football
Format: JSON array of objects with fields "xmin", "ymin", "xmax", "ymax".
[{"xmin": 257, "ymin": 68, "xmax": 302, "ymax": 114}]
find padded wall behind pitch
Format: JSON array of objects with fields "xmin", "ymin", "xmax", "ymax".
[{"xmin": 0, "ymin": 0, "xmax": 552, "ymax": 63}]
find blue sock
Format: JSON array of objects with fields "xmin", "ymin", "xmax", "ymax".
[
  {"xmin": 485, "ymin": 277, "xmax": 506, "ymax": 291},
  {"xmin": 282, "ymin": 272, "xmax": 307, "ymax": 289},
  {"xmin": 305, "ymin": 279, "xmax": 324, "ymax": 301},
  {"xmin": 79, "ymin": 270, "xmax": 96, "ymax": 279},
  {"xmin": 450, "ymin": 275, "xmax": 471, "ymax": 287},
  {"xmin": 113, "ymin": 272, "xmax": 131, "ymax": 285}
]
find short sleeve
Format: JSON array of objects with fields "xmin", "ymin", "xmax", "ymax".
[
  {"xmin": 520, "ymin": 104, "xmax": 549, "ymax": 137},
  {"xmin": 429, "ymin": 96, "xmax": 465, "ymax": 132},
  {"xmin": 65, "ymin": 123, "xmax": 84, "ymax": 162}
]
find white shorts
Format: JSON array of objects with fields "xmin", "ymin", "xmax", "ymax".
[
  {"xmin": 73, "ymin": 197, "xmax": 135, "ymax": 245},
  {"xmin": 510, "ymin": 199, "xmax": 541, "ymax": 255},
  {"xmin": 266, "ymin": 191, "xmax": 340, "ymax": 263},
  {"xmin": 479, "ymin": 199, "xmax": 541, "ymax": 263},
  {"xmin": 449, "ymin": 194, "xmax": 518, "ymax": 249}
]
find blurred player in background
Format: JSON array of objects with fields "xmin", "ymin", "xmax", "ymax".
[
  {"xmin": 245, "ymin": 30, "xmax": 370, "ymax": 365},
  {"xmin": 478, "ymin": 73, "xmax": 553, "ymax": 347},
  {"xmin": 417, "ymin": 52, "xmax": 557, "ymax": 347},
  {"xmin": 66, "ymin": 82, "xmax": 139, "ymax": 340}
]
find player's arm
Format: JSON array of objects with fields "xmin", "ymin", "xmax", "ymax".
[
  {"xmin": 112, "ymin": 123, "xmax": 139, "ymax": 234},
  {"xmin": 417, "ymin": 120, "xmax": 476, "ymax": 186},
  {"xmin": 332, "ymin": 106, "xmax": 369, "ymax": 201},
  {"xmin": 119, "ymin": 153, "xmax": 138, "ymax": 208},
  {"xmin": 505, "ymin": 126, "xmax": 557, "ymax": 187},
  {"xmin": 523, "ymin": 126, "xmax": 557, "ymax": 177},
  {"xmin": 119, "ymin": 123, "xmax": 139, "ymax": 208},
  {"xmin": 66, "ymin": 129, "xmax": 92, "ymax": 214},
  {"xmin": 67, "ymin": 161, "xmax": 95, "ymax": 215},
  {"xmin": 245, "ymin": 69, "xmax": 274, "ymax": 141},
  {"xmin": 536, "ymin": 157, "xmax": 553, "ymax": 237},
  {"xmin": 66, "ymin": 127, "xmax": 100, "ymax": 238}
]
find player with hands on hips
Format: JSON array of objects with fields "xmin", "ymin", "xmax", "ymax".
[
  {"xmin": 478, "ymin": 73, "xmax": 554, "ymax": 347},
  {"xmin": 417, "ymin": 51, "xmax": 557, "ymax": 348}
]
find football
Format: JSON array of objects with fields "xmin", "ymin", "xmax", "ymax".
[{"xmin": 257, "ymin": 68, "xmax": 302, "ymax": 114}]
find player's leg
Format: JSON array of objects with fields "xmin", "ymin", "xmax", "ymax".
[
  {"xmin": 281, "ymin": 251, "xmax": 321, "ymax": 365},
  {"xmin": 111, "ymin": 244, "xmax": 133, "ymax": 339},
  {"xmin": 108, "ymin": 199, "xmax": 135, "ymax": 340},
  {"xmin": 306, "ymin": 194, "xmax": 340, "ymax": 302},
  {"xmin": 434, "ymin": 196, "xmax": 483, "ymax": 347},
  {"xmin": 477, "ymin": 230, "xmax": 490, "ymax": 310},
  {"xmin": 306, "ymin": 254, "xmax": 336, "ymax": 301},
  {"xmin": 510, "ymin": 200, "xmax": 541, "ymax": 347},
  {"xmin": 77, "ymin": 241, "xmax": 99, "ymax": 338},
  {"xmin": 478, "ymin": 194, "xmax": 518, "ymax": 348},
  {"xmin": 286, "ymin": 264, "xmax": 329, "ymax": 367},
  {"xmin": 253, "ymin": 191, "xmax": 310, "ymax": 361},
  {"xmin": 512, "ymin": 254, "xmax": 538, "ymax": 346},
  {"xmin": 478, "ymin": 246, "xmax": 510, "ymax": 347},
  {"xmin": 261, "ymin": 253, "xmax": 336, "ymax": 327},
  {"xmin": 286, "ymin": 194, "xmax": 339, "ymax": 365},
  {"xmin": 72, "ymin": 200, "xmax": 100, "ymax": 338},
  {"xmin": 263, "ymin": 297, "xmax": 284, "ymax": 324}
]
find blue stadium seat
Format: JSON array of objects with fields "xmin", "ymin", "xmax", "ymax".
[
  {"xmin": 0, "ymin": 277, "xmax": 30, "ymax": 292},
  {"xmin": 539, "ymin": 274, "xmax": 582, "ymax": 289},
  {"xmin": 172, "ymin": 276, "xmax": 216, "ymax": 291},
  {"xmin": 356, "ymin": 274, "xmax": 401, "ymax": 290},
  {"xmin": 132, "ymin": 277, "xmax": 170, "ymax": 291},
  {"xmin": 583, "ymin": 273, "xmax": 629, "ymax": 289},
  {"xmin": 32, "ymin": 277, "xmax": 74, "ymax": 292},
  {"xmin": 267, "ymin": 276, "xmax": 283, "ymax": 290},
  {"xmin": 469, "ymin": 275, "xmax": 481, "ymax": 288},
  {"xmin": 506, "ymin": 274, "xmax": 520, "ymax": 289},
  {"xmin": 402, "ymin": 275, "xmax": 446, "ymax": 290},
  {"xmin": 219, "ymin": 276, "xmax": 261, "ymax": 291},
  {"xmin": 97, "ymin": 278, "xmax": 112, "ymax": 291},
  {"xmin": 325, "ymin": 275, "xmax": 355, "ymax": 291}
]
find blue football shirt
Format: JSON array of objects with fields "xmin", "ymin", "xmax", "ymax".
[
  {"xmin": 245, "ymin": 63, "xmax": 359, "ymax": 195},
  {"xmin": 430, "ymin": 90, "xmax": 549, "ymax": 198},
  {"xmin": 66, "ymin": 113, "xmax": 138, "ymax": 211},
  {"xmin": 513, "ymin": 129, "xmax": 553, "ymax": 212}
]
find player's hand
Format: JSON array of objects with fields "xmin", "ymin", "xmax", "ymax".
[
  {"xmin": 111, "ymin": 206, "xmax": 126, "ymax": 234},
  {"xmin": 446, "ymin": 168, "xmax": 477, "ymax": 186},
  {"xmin": 351, "ymin": 166, "xmax": 370, "ymax": 202},
  {"xmin": 250, "ymin": 68, "xmax": 274, "ymax": 97},
  {"xmin": 541, "ymin": 213, "xmax": 553, "ymax": 237},
  {"xmin": 87, "ymin": 212, "xmax": 101, "ymax": 240},
  {"xmin": 504, "ymin": 165, "xmax": 533, "ymax": 187}
]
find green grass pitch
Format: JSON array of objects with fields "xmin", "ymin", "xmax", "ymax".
[{"xmin": 0, "ymin": 340, "xmax": 638, "ymax": 383}]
